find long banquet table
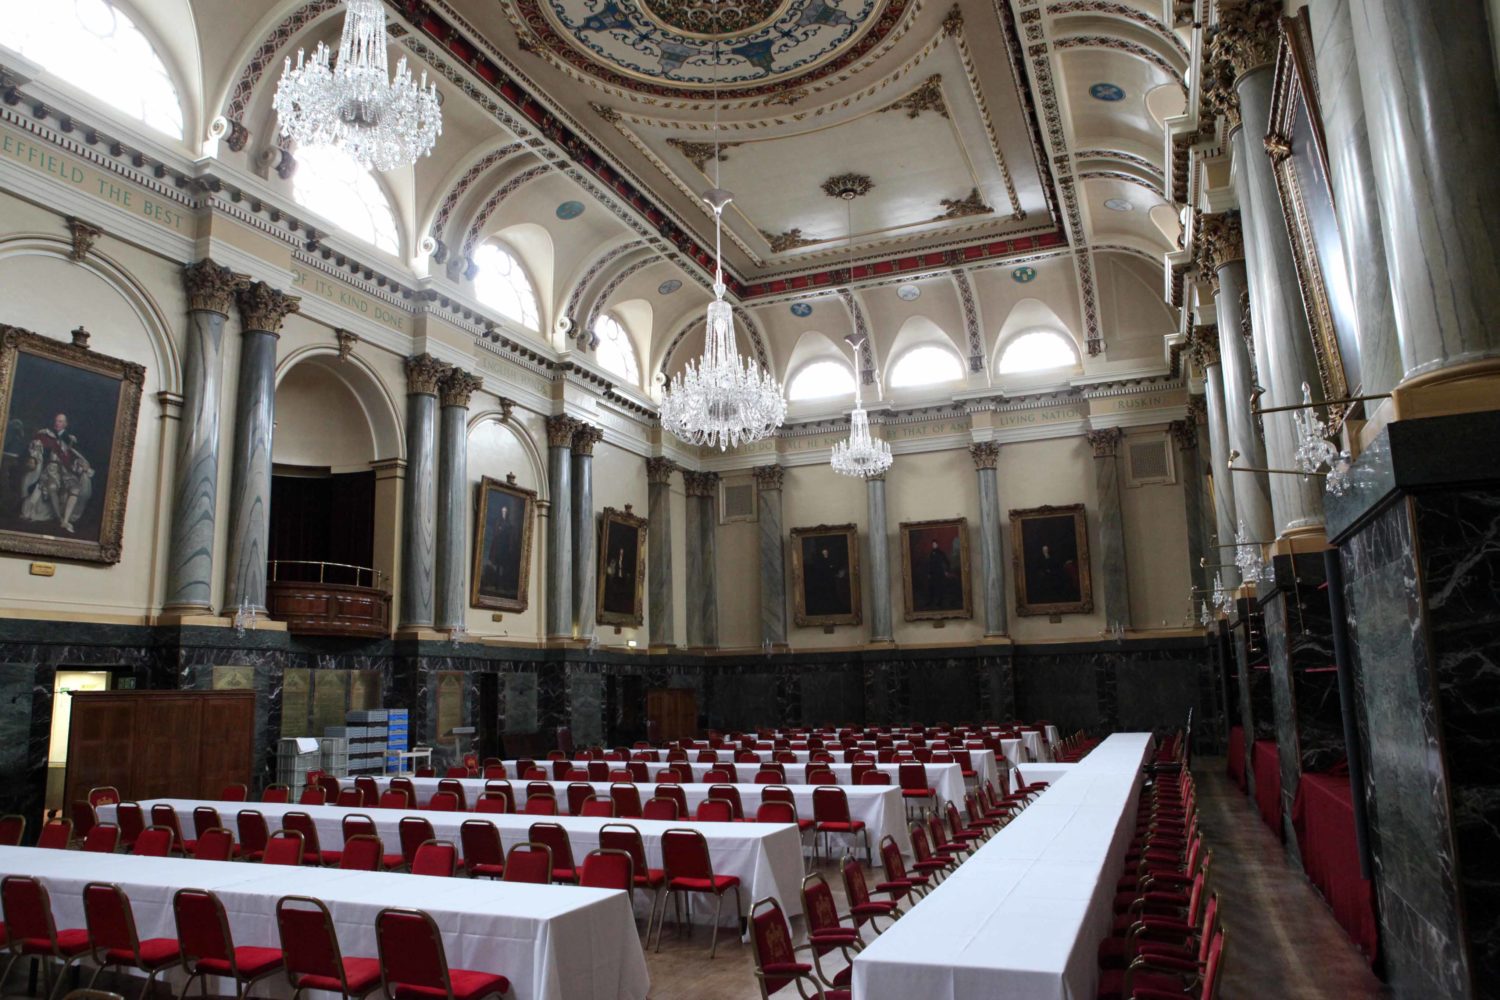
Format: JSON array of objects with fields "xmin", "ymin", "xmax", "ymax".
[
  {"xmin": 500, "ymin": 760, "xmax": 966, "ymax": 806},
  {"xmin": 0, "ymin": 844, "xmax": 649, "ymax": 1000},
  {"xmin": 104, "ymin": 798, "xmax": 805, "ymax": 920},
  {"xmin": 850, "ymin": 733, "xmax": 1153, "ymax": 1000},
  {"xmin": 348, "ymin": 776, "xmax": 911, "ymax": 858},
  {"xmin": 653, "ymin": 749, "xmax": 1001, "ymax": 787}
]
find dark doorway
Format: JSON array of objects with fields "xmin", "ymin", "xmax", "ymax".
[
  {"xmin": 477, "ymin": 674, "xmax": 500, "ymax": 762},
  {"xmin": 608, "ymin": 674, "xmax": 646, "ymax": 746},
  {"xmin": 269, "ymin": 467, "xmax": 376, "ymax": 585}
]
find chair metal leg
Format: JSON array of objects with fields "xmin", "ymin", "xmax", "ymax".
[{"xmin": 709, "ymin": 893, "xmax": 722, "ymax": 959}]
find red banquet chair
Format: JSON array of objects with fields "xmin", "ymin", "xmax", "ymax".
[
  {"xmin": 460, "ymin": 820, "xmax": 506, "ymax": 880},
  {"xmin": 339, "ymin": 834, "xmax": 386, "ymax": 872},
  {"xmin": 812, "ymin": 787, "xmax": 869, "ymax": 863},
  {"xmin": 399, "ymin": 817, "xmax": 436, "ymax": 870},
  {"xmin": 81, "ymin": 823, "xmax": 120, "ymax": 854},
  {"xmin": 375, "ymin": 907, "xmax": 510, "ymax": 1000},
  {"xmin": 749, "ymin": 896, "xmax": 852, "ymax": 1000},
  {"xmin": 695, "ymin": 799, "xmax": 734, "ymax": 823},
  {"xmin": 81, "ymin": 880, "xmax": 181, "ymax": 993},
  {"xmin": 194, "ymin": 828, "xmax": 237, "ymax": 862},
  {"xmin": 220, "ymin": 783, "xmax": 250, "ymax": 802},
  {"xmin": 0, "ymin": 814, "xmax": 24, "ymax": 846},
  {"xmin": 411, "ymin": 841, "xmax": 459, "ymax": 877},
  {"xmin": 237, "ymin": 810, "xmax": 270, "ymax": 862},
  {"xmin": 276, "ymin": 896, "xmax": 381, "ymax": 1000},
  {"xmin": 263, "ymin": 830, "xmax": 305, "ymax": 867},
  {"xmin": 379, "ymin": 790, "xmax": 411, "ymax": 810},
  {"xmin": 36, "ymin": 818, "xmax": 72, "ymax": 851},
  {"xmin": 762, "ymin": 786, "xmax": 814, "ymax": 836},
  {"xmin": 282, "ymin": 811, "xmax": 337, "ymax": 866},
  {"xmin": 87, "ymin": 787, "xmax": 121, "ymax": 808},
  {"xmin": 150, "ymin": 804, "xmax": 194, "ymax": 854},
  {"xmin": 839, "ymin": 853, "xmax": 901, "ymax": 932},
  {"xmin": 132, "ymin": 826, "xmax": 176, "ymax": 858},
  {"xmin": 70, "ymin": 801, "xmax": 96, "ymax": 841},
  {"xmin": 501, "ymin": 843, "xmax": 553, "ymax": 885},
  {"xmin": 261, "ymin": 784, "xmax": 291, "ymax": 804},
  {"xmin": 609, "ymin": 783, "xmax": 643, "ymax": 819},
  {"xmin": 600, "ymin": 823, "xmax": 667, "ymax": 943},
  {"xmin": 642, "ymin": 797, "xmax": 679, "ymax": 822},
  {"xmin": 174, "ymin": 888, "xmax": 284, "ymax": 1000},
  {"xmin": 799, "ymin": 872, "xmax": 863, "ymax": 986},
  {"xmin": 658, "ymin": 828, "xmax": 743, "ymax": 959},
  {"xmin": 579, "ymin": 849, "xmax": 635, "ymax": 900},
  {"xmin": 1, "ymin": 874, "xmax": 90, "ymax": 997},
  {"xmin": 527, "ymin": 822, "xmax": 579, "ymax": 883}
]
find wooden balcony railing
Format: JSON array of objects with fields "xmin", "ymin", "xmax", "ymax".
[{"xmin": 265, "ymin": 561, "xmax": 391, "ymax": 638}]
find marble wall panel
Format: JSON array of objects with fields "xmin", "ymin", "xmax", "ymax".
[{"xmin": 1115, "ymin": 658, "xmax": 1205, "ymax": 735}]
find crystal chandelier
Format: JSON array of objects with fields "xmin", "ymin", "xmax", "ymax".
[
  {"xmin": 273, "ymin": 0, "xmax": 442, "ymax": 171},
  {"xmin": 830, "ymin": 336, "xmax": 893, "ymax": 478},
  {"xmin": 1291, "ymin": 382, "xmax": 1354, "ymax": 496},
  {"xmin": 657, "ymin": 44, "xmax": 786, "ymax": 451},
  {"xmin": 1233, "ymin": 519, "xmax": 1269, "ymax": 583},
  {"xmin": 828, "ymin": 184, "xmax": 892, "ymax": 479}
]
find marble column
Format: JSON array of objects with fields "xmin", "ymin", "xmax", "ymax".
[
  {"xmin": 683, "ymin": 471, "xmax": 719, "ymax": 649},
  {"xmin": 1087, "ymin": 427, "xmax": 1131, "ymax": 631},
  {"xmin": 544, "ymin": 416, "xmax": 580, "ymax": 641},
  {"xmin": 1349, "ymin": 0, "xmax": 1500, "ymax": 383},
  {"xmin": 399, "ymin": 354, "xmax": 449, "ymax": 630},
  {"xmin": 1215, "ymin": 12, "xmax": 1327, "ymax": 538},
  {"xmin": 1200, "ymin": 213, "xmax": 1275, "ymax": 546},
  {"xmin": 969, "ymin": 442, "xmax": 1007, "ymax": 636},
  {"xmin": 645, "ymin": 458, "xmax": 677, "ymax": 649},
  {"xmin": 1308, "ymin": 0, "xmax": 1401, "ymax": 396},
  {"xmin": 753, "ymin": 465, "xmax": 787, "ymax": 649},
  {"xmin": 866, "ymin": 472, "xmax": 893, "ymax": 643},
  {"xmin": 435, "ymin": 369, "xmax": 482, "ymax": 632},
  {"xmin": 1170, "ymin": 418, "xmax": 1210, "ymax": 604},
  {"xmin": 223, "ymin": 281, "xmax": 299, "ymax": 614},
  {"xmin": 570, "ymin": 425, "xmax": 603, "ymax": 641},
  {"xmin": 1196, "ymin": 338, "xmax": 1243, "ymax": 593},
  {"xmin": 164, "ymin": 259, "xmax": 240, "ymax": 611}
]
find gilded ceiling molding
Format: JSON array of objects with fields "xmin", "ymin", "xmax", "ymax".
[
  {"xmin": 935, "ymin": 188, "xmax": 993, "ymax": 220},
  {"xmin": 665, "ymin": 137, "xmax": 743, "ymax": 173},
  {"xmin": 405, "ymin": 354, "xmax": 451, "ymax": 396},
  {"xmin": 821, "ymin": 173, "xmax": 877, "ymax": 199},
  {"xmin": 879, "ymin": 74, "xmax": 949, "ymax": 119},
  {"xmin": 1202, "ymin": 41, "xmax": 1244, "ymax": 133},
  {"xmin": 1077, "ymin": 170, "xmax": 1166, "ymax": 196},
  {"xmin": 1212, "ymin": 0, "xmax": 1282, "ymax": 80},
  {"xmin": 1051, "ymin": 35, "xmax": 1187, "ymax": 91},
  {"xmin": 761, "ymin": 229, "xmax": 820, "ymax": 254},
  {"xmin": 183, "ymin": 259, "xmax": 246, "ymax": 316},
  {"xmin": 236, "ymin": 282, "xmax": 301, "ymax": 335},
  {"xmin": 1074, "ymin": 148, "xmax": 1166, "ymax": 187},
  {"xmin": 439, "ymin": 370, "xmax": 485, "ymax": 409},
  {"xmin": 461, "ymin": 163, "xmax": 554, "ymax": 255},
  {"xmin": 1045, "ymin": 1, "xmax": 1190, "ymax": 62},
  {"xmin": 950, "ymin": 268, "xmax": 986, "ymax": 373},
  {"xmin": 428, "ymin": 141, "xmax": 530, "ymax": 240}
]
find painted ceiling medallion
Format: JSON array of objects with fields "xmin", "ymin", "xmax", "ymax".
[
  {"xmin": 1089, "ymin": 82, "xmax": 1126, "ymax": 102},
  {"xmin": 1011, "ymin": 266, "xmax": 1037, "ymax": 283},
  {"xmin": 1104, "ymin": 197, "xmax": 1134, "ymax": 212},
  {"xmin": 658, "ymin": 279, "xmax": 683, "ymax": 294},
  {"xmin": 640, "ymin": 0, "xmax": 786, "ymax": 37},
  {"xmin": 790, "ymin": 302, "xmax": 814, "ymax": 317},
  {"xmin": 556, "ymin": 200, "xmax": 585, "ymax": 219},
  {"xmin": 821, "ymin": 173, "xmax": 876, "ymax": 199},
  {"xmin": 897, "ymin": 284, "xmax": 920, "ymax": 301},
  {"xmin": 512, "ymin": 0, "xmax": 910, "ymax": 96}
]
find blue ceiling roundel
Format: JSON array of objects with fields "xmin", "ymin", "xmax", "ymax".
[
  {"xmin": 1089, "ymin": 83, "xmax": 1125, "ymax": 102},
  {"xmin": 556, "ymin": 200, "xmax": 585, "ymax": 220},
  {"xmin": 1011, "ymin": 267, "xmax": 1037, "ymax": 284},
  {"xmin": 790, "ymin": 302, "xmax": 813, "ymax": 317},
  {"xmin": 658, "ymin": 279, "xmax": 683, "ymax": 295}
]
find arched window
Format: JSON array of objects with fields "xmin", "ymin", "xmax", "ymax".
[
  {"xmin": 592, "ymin": 313, "xmax": 640, "ymax": 387},
  {"xmin": 7, "ymin": 0, "xmax": 184, "ymax": 139},
  {"xmin": 787, "ymin": 360, "xmax": 856, "ymax": 401},
  {"xmin": 889, "ymin": 345, "xmax": 963, "ymax": 388},
  {"xmin": 291, "ymin": 145, "xmax": 401, "ymax": 255},
  {"xmin": 996, "ymin": 330, "xmax": 1079, "ymax": 374},
  {"xmin": 472, "ymin": 242, "xmax": 541, "ymax": 332}
]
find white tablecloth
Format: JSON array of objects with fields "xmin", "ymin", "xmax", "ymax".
[
  {"xmin": 0, "ymin": 844, "xmax": 647, "ymax": 1000},
  {"xmin": 500, "ymin": 760, "xmax": 965, "ymax": 806},
  {"xmin": 344, "ymin": 776, "xmax": 911, "ymax": 859},
  {"xmin": 658, "ymin": 748, "xmax": 997, "ymax": 784},
  {"xmin": 106, "ymin": 798, "xmax": 804, "ymax": 920},
  {"xmin": 850, "ymin": 733, "xmax": 1153, "ymax": 1000},
  {"xmin": 1015, "ymin": 763, "xmax": 1075, "ymax": 787}
]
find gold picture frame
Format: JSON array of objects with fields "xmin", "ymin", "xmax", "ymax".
[
  {"xmin": 790, "ymin": 523, "xmax": 862, "ymax": 628},
  {"xmin": 597, "ymin": 505, "xmax": 648, "ymax": 627},
  {"xmin": 1010, "ymin": 504, "xmax": 1093, "ymax": 616},
  {"xmin": 899, "ymin": 517, "xmax": 973, "ymax": 621},
  {"xmin": 470, "ymin": 475, "xmax": 536, "ymax": 612},
  {"xmin": 0, "ymin": 325, "xmax": 144, "ymax": 564},
  {"xmin": 1267, "ymin": 12, "xmax": 1360, "ymax": 418}
]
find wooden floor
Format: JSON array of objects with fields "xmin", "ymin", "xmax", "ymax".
[{"xmin": 8, "ymin": 762, "xmax": 1390, "ymax": 1000}]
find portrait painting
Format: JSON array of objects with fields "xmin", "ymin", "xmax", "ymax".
[
  {"xmin": 0, "ymin": 325, "xmax": 143, "ymax": 564},
  {"xmin": 597, "ymin": 505, "xmax": 647, "ymax": 627},
  {"xmin": 900, "ymin": 518, "xmax": 972, "ymax": 621},
  {"xmin": 790, "ymin": 523, "xmax": 861, "ymax": 628},
  {"xmin": 470, "ymin": 476, "xmax": 536, "ymax": 612},
  {"xmin": 1268, "ymin": 12, "xmax": 1361, "ymax": 414},
  {"xmin": 1010, "ymin": 504, "xmax": 1093, "ymax": 616}
]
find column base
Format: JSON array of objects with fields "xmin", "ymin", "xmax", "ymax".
[
  {"xmin": 394, "ymin": 626, "xmax": 448, "ymax": 641},
  {"xmin": 979, "ymin": 633, "xmax": 1013, "ymax": 645},
  {"xmin": 647, "ymin": 643, "xmax": 678, "ymax": 654},
  {"xmin": 155, "ymin": 608, "xmax": 224, "ymax": 627},
  {"xmin": 1270, "ymin": 526, "xmax": 1331, "ymax": 557},
  {"xmin": 1391, "ymin": 357, "xmax": 1500, "ymax": 421},
  {"xmin": 866, "ymin": 639, "xmax": 897, "ymax": 650}
]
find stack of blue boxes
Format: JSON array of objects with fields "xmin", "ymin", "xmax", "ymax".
[{"xmin": 386, "ymin": 708, "xmax": 409, "ymax": 773}]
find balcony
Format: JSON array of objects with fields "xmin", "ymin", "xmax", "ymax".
[{"xmin": 265, "ymin": 561, "xmax": 391, "ymax": 639}]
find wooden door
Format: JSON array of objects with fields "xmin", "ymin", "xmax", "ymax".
[
  {"xmin": 197, "ymin": 693, "xmax": 256, "ymax": 798},
  {"xmin": 646, "ymin": 688, "xmax": 698, "ymax": 741}
]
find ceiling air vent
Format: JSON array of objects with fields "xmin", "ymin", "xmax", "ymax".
[
  {"xmin": 1125, "ymin": 436, "xmax": 1175, "ymax": 487},
  {"xmin": 720, "ymin": 481, "xmax": 757, "ymax": 523}
]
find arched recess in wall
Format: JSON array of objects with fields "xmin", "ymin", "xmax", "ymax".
[
  {"xmin": 0, "ymin": 238, "xmax": 182, "ymax": 394},
  {"xmin": 884, "ymin": 315, "xmax": 965, "ymax": 389},
  {"xmin": 990, "ymin": 298, "xmax": 1083, "ymax": 377},
  {"xmin": 594, "ymin": 299, "xmax": 650, "ymax": 390},
  {"xmin": 475, "ymin": 224, "xmax": 553, "ymax": 336},
  {"xmin": 272, "ymin": 346, "xmax": 404, "ymax": 462},
  {"xmin": 466, "ymin": 411, "xmax": 548, "ymax": 502}
]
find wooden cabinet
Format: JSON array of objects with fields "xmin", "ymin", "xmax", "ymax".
[
  {"xmin": 64, "ymin": 691, "xmax": 256, "ymax": 807},
  {"xmin": 646, "ymin": 688, "xmax": 698, "ymax": 742}
]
